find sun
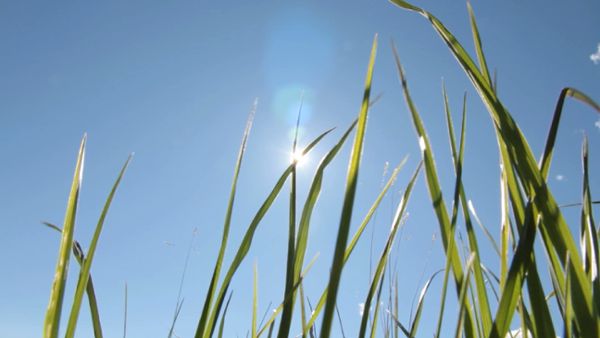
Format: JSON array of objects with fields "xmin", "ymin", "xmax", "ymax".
[{"xmin": 290, "ymin": 149, "xmax": 308, "ymax": 166}]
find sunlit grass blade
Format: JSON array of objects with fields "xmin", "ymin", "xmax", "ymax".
[
  {"xmin": 392, "ymin": 43, "xmax": 478, "ymax": 338},
  {"xmin": 305, "ymin": 157, "xmax": 405, "ymax": 333},
  {"xmin": 196, "ymin": 102, "xmax": 256, "ymax": 337},
  {"xmin": 390, "ymin": 1, "xmax": 598, "ymax": 334},
  {"xmin": 580, "ymin": 136, "xmax": 600, "ymax": 314},
  {"xmin": 300, "ymin": 284, "xmax": 308, "ymax": 338},
  {"xmin": 358, "ymin": 162, "xmax": 422, "ymax": 338},
  {"xmin": 539, "ymin": 88, "xmax": 600, "ymax": 178},
  {"xmin": 201, "ymin": 128, "xmax": 333, "ymax": 338},
  {"xmin": 466, "ymin": 1, "xmax": 492, "ymax": 87},
  {"xmin": 169, "ymin": 228, "xmax": 198, "ymax": 338},
  {"xmin": 277, "ymin": 97, "xmax": 303, "ymax": 338},
  {"xmin": 489, "ymin": 211, "xmax": 538, "ymax": 338},
  {"xmin": 368, "ymin": 270, "xmax": 386, "ymax": 338},
  {"xmin": 407, "ymin": 270, "xmax": 442, "ymax": 337},
  {"xmin": 454, "ymin": 253, "xmax": 476, "ymax": 338},
  {"xmin": 387, "ymin": 310, "xmax": 411, "ymax": 337},
  {"xmin": 442, "ymin": 85, "xmax": 493, "ymax": 334},
  {"xmin": 217, "ymin": 293, "xmax": 233, "ymax": 338},
  {"xmin": 252, "ymin": 262, "xmax": 258, "ymax": 338},
  {"xmin": 64, "ymin": 154, "xmax": 132, "ymax": 338},
  {"xmin": 320, "ymin": 34, "xmax": 377, "ymax": 338},
  {"xmin": 257, "ymin": 254, "xmax": 318, "ymax": 337},
  {"xmin": 279, "ymin": 117, "xmax": 359, "ymax": 338},
  {"xmin": 44, "ymin": 134, "xmax": 86, "ymax": 338},
  {"xmin": 43, "ymin": 223, "xmax": 104, "ymax": 338}
]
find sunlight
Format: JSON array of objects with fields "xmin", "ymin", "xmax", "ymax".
[{"xmin": 290, "ymin": 149, "xmax": 308, "ymax": 166}]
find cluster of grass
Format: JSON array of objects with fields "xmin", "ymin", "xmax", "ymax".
[{"xmin": 42, "ymin": 1, "xmax": 600, "ymax": 337}]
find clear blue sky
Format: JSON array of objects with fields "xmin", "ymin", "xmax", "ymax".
[{"xmin": 1, "ymin": 1, "xmax": 599, "ymax": 337}]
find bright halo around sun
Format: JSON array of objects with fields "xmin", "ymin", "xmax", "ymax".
[{"xmin": 290, "ymin": 149, "xmax": 308, "ymax": 166}]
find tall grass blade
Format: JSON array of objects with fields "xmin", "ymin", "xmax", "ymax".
[
  {"xmin": 358, "ymin": 162, "xmax": 422, "ymax": 338},
  {"xmin": 539, "ymin": 88, "xmax": 600, "ymax": 178},
  {"xmin": 252, "ymin": 262, "xmax": 259, "ymax": 338},
  {"xmin": 277, "ymin": 97, "xmax": 304, "ymax": 338},
  {"xmin": 392, "ymin": 43, "xmax": 478, "ymax": 338},
  {"xmin": 43, "ymin": 134, "xmax": 86, "ymax": 338},
  {"xmin": 201, "ymin": 128, "xmax": 333, "ymax": 338},
  {"xmin": 305, "ymin": 157, "xmax": 404, "ymax": 333},
  {"xmin": 409, "ymin": 270, "xmax": 442, "ymax": 337},
  {"xmin": 65, "ymin": 154, "xmax": 132, "ymax": 338},
  {"xmin": 43, "ymin": 223, "xmax": 104, "ymax": 338},
  {"xmin": 319, "ymin": 34, "xmax": 377, "ymax": 338},
  {"xmin": 217, "ymin": 293, "xmax": 233, "ymax": 338},
  {"xmin": 390, "ymin": 1, "xmax": 599, "ymax": 334},
  {"xmin": 196, "ymin": 102, "xmax": 256, "ymax": 337},
  {"xmin": 442, "ymin": 86, "xmax": 493, "ymax": 334},
  {"xmin": 454, "ymin": 253, "xmax": 476, "ymax": 338}
]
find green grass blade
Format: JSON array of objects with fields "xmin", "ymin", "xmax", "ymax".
[
  {"xmin": 442, "ymin": 86, "xmax": 493, "ymax": 334},
  {"xmin": 392, "ymin": 44, "xmax": 478, "ymax": 338},
  {"xmin": 368, "ymin": 271, "xmax": 387, "ymax": 338},
  {"xmin": 300, "ymin": 284, "xmax": 308, "ymax": 338},
  {"xmin": 257, "ymin": 254, "xmax": 319, "ymax": 337},
  {"xmin": 201, "ymin": 128, "xmax": 332, "ymax": 338},
  {"xmin": 304, "ymin": 158, "xmax": 405, "ymax": 333},
  {"xmin": 466, "ymin": 1, "xmax": 492, "ymax": 86},
  {"xmin": 387, "ymin": 310, "xmax": 411, "ymax": 337},
  {"xmin": 65, "ymin": 154, "xmax": 132, "ymax": 338},
  {"xmin": 278, "ymin": 117, "xmax": 359, "ymax": 338},
  {"xmin": 453, "ymin": 253, "xmax": 476, "ymax": 338},
  {"xmin": 489, "ymin": 211, "xmax": 538, "ymax": 338},
  {"xmin": 44, "ymin": 135, "xmax": 86, "ymax": 338},
  {"xmin": 277, "ymin": 98, "xmax": 303, "ymax": 338},
  {"xmin": 196, "ymin": 103, "xmax": 256, "ymax": 337},
  {"xmin": 391, "ymin": 1, "xmax": 599, "ymax": 334},
  {"xmin": 409, "ymin": 270, "xmax": 442, "ymax": 337},
  {"xmin": 539, "ymin": 88, "xmax": 600, "ymax": 178},
  {"xmin": 217, "ymin": 293, "xmax": 233, "ymax": 338},
  {"xmin": 252, "ymin": 262, "xmax": 258, "ymax": 338},
  {"xmin": 358, "ymin": 162, "xmax": 422, "ymax": 338},
  {"xmin": 319, "ymin": 34, "xmax": 377, "ymax": 338},
  {"xmin": 43, "ymin": 223, "xmax": 103, "ymax": 338}
]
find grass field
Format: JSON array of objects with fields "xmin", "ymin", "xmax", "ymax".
[{"xmin": 41, "ymin": 1, "xmax": 600, "ymax": 337}]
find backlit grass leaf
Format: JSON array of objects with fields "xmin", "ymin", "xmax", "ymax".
[
  {"xmin": 65, "ymin": 154, "xmax": 132, "ymax": 338},
  {"xmin": 320, "ymin": 34, "xmax": 377, "ymax": 338},
  {"xmin": 44, "ymin": 135, "xmax": 86, "ymax": 338}
]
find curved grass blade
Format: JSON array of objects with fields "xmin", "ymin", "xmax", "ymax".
[
  {"xmin": 304, "ymin": 158, "xmax": 405, "ymax": 334},
  {"xmin": 358, "ymin": 162, "xmax": 422, "ymax": 338},
  {"xmin": 454, "ymin": 253, "xmax": 476, "ymax": 338},
  {"xmin": 442, "ymin": 86, "xmax": 493, "ymax": 334},
  {"xmin": 196, "ymin": 102, "xmax": 256, "ymax": 337},
  {"xmin": 44, "ymin": 135, "xmax": 86, "ymax": 338},
  {"xmin": 257, "ymin": 254, "xmax": 319, "ymax": 337},
  {"xmin": 390, "ymin": 1, "xmax": 598, "ymax": 334},
  {"xmin": 200, "ymin": 128, "xmax": 333, "ymax": 338},
  {"xmin": 278, "ymin": 117, "xmax": 359, "ymax": 338},
  {"xmin": 64, "ymin": 154, "xmax": 132, "ymax": 338},
  {"xmin": 320, "ymin": 34, "xmax": 377, "ymax": 338},
  {"xmin": 539, "ymin": 88, "xmax": 600, "ymax": 178},
  {"xmin": 252, "ymin": 262, "xmax": 259, "ymax": 338},
  {"xmin": 392, "ymin": 44, "xmax": 478, "ymax": 338},
  {"xmin": 408, "ymin": 270, "xmax": 442, "ymax": 337},
  {"xmin": 217, "ymin": 293, "xmax": 233, "ymax": 338},
  {"xmin": 43, "ymin": 223, "xmax": 103, "ymax": 338},
  {"xmin": 277, "ymin": 97, "xmax": 304, "ymax": 338}
]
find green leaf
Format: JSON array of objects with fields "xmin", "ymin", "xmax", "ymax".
[
  {"xmin": 44, "ymin": 135, "xmax": 86, "ymax": 338},
  {"xmin": 320, "ymin": 34, "xmax": 378, "ymax": 338},
  {"xmin": 65, "ymin": 154, "xmax": 132, "ymax": 338}
]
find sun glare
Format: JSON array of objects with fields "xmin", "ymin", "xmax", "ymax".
[{"xmin": 290, "ymin": 149, "xmax": 308, "ymax": 166}]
